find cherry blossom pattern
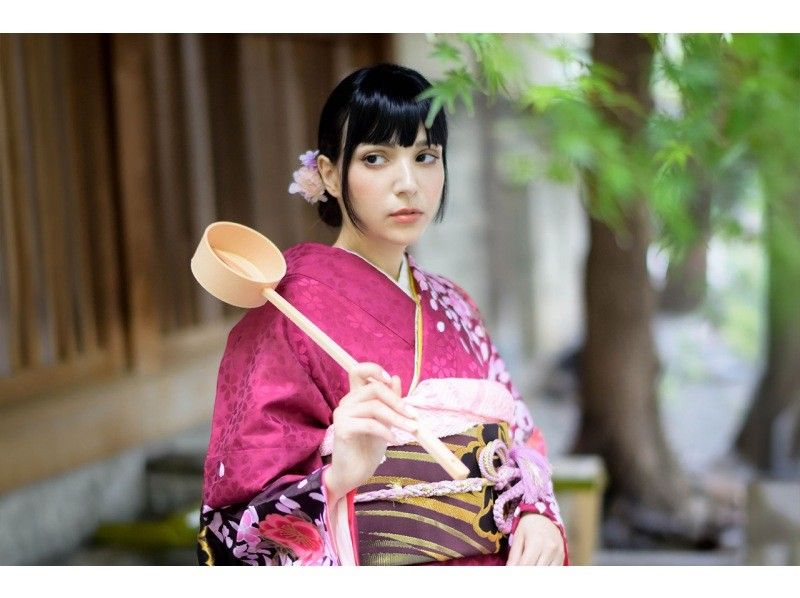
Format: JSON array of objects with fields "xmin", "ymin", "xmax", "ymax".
[
  {"xmin": 414, "ymin": 265, "xmax": 536, "ymax": 446},
  {"xmin": 412, "ymin": 268, "xmax": 491, "ymax": 367}
]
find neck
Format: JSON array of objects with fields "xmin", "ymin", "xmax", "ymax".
[{"xmin": 333, "ymin": 229, "xmax": 406, "ymax": 282}]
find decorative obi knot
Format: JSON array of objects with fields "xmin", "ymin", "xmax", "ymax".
[{"xmin": 477, "ymin": 439, "xmax": 553, "ymax": 534}]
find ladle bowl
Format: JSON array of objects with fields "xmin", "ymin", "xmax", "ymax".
[{"xmin": 190, "ymin": 221, "xmax": 285, "ymax": 308}]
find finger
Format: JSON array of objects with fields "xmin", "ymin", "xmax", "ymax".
[
  {"xmin": 391, "ymin": 375, "xmax": 415, "ymax": 417},
  {"xmin": 392, "ymin": 376, "xmax": 419, "ymax": 420},
  {"xmin": 508, "ymin": 512, "xmax": 547, "ymax": 565},
  {"xmin": 391, "ymin": 375, "xmax": 402, "ymax": 397},
  {"xmin": 337, "ymin": 416, "xmax": 395, "ymax": 443},
  {"xmin": 538, "ymin": 537, "xmax": 562, "ymax": 566},
  {"xmin": 515, "ymin": 536, "xmax": 542, "ymax": 566},
  {"xmin": 349, "ymin": 362, "xmax": 392, "ymax": 389},
  {"xmin": 357, "ymin": 380, "xmax": 418, "ymax": 420},
  {"xmin": 533, "ymin": 546, "xmax": 549, "ymax": 566},
  {"xmin": 339, "ymin": 377, "xmax": 392, "ymax": 409},
  {"xmin": 348, "ymin": 397, "xmax": 418, "ymax": 434},
  {"xmin": 505, "ymin": 533, "xmax": 522, "ymax": 566},
  {"xmin": 545, "ymin": 544, "xmax": 563, "ymax": 566},
  {"xmin": 376, "ymin": 379, "xmax": 418, "ymax": 417}
]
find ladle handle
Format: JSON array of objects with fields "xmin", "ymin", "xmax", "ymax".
[
  {"xmin": 262, "ymin": 288, "xmax": 357, "ymax": 371},
  {"xmin": 261, "ymin": 287, "xmax": 470, "ymax": 481}
]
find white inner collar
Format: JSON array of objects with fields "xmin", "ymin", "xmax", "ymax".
[{"xmin": 333, "ymin": 246, "xmax": 413, "ymax": 299}]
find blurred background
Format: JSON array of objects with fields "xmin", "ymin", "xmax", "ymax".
[{"xmin": 0, "ymin": 33, "xmax": 798, "ymax": 566}]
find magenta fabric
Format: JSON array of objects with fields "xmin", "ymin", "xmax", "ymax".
[{"xmin": 199, "ymin": 241, "xmax": 568, "ymax": 565}]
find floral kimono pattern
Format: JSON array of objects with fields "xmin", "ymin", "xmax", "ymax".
[{"xmin": 197, "ymin": 242, "xmax": 568, "ymax": 566}]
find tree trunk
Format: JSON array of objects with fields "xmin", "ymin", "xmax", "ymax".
[
  {"xmin": 572, "ymin": 34, "xmax": 700, "ymax": 545},
  {"xmin": 734, "ymin": 197, "xmax": 800, "ymax": 474},
  {"xmin": 659, "ymin": 172, "xmax": 712, "ymax": 313}
]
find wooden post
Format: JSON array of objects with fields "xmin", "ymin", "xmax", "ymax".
[
  {"xmin": 551, "ymin": 454, "xmax": 608, "ymax": 565},
  {"xmin": 110, "ymin": 34, "xmax": 161, "ymax": 373}
]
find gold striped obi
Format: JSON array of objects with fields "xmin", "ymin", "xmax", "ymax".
[{"xmin": 319, "ymin": 378, "xmax": 553, "ymax": 565}]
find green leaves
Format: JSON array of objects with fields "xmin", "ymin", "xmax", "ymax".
[
  {"xmin": 420, "ymin": 33, "xmax": 529, "ymax": 125},
  {"xmin": 461, "ymin": 33, "xmax": 524, "ymax": 97},
  {"xmin": 416, "ymin": 67, "xmax": 476, "ymax": 126},
  {"xmin": 654, "ymin": 140, "xmax": 693, "ymax": 179},
  {"xmin": 519, "ymin": 85, "xmax": 568, "ymax": 113},
  {"xmin": 423, "ymin": 33, "xmax": 800, "ymax": 255},
  {"xmin": 430, "ymin": 38, "xmax": 461, "ymax": 64}
]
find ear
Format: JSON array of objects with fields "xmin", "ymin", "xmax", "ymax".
[{"xmin": 317, "ymin": 154, "xmax": 342, "ymax": 200}]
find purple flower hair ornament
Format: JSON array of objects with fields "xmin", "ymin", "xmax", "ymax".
[{"xmin": 288, "ymin": 149, "xmax": 328, "ymax": 204}]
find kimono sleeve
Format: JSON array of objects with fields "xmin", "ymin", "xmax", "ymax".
[
  {"xmin": 449, "ymin": 281, "xmax": 570, "ymax": 566},
  {"xmin": 197, "ymin": 298, "xmax": 358, "ymax": 566}
]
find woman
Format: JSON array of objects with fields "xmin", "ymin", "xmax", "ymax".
[{"xmin": 197, "ymin": 62, "xmax": 568, "ymax": 566}]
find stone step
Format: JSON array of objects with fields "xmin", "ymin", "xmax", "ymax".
[
  {"xmin": 44, "ymin": 451, "xmax": 205, "ymax": 564},
  {"xmin": 595, "ymin": 548, "xmax": 744, "ymax": 566},
  {"xmin": 144, "ymin": 452, "xmax": 204, "ymax": 518},
  {"xmin": 46, "ymin": 545, "xmax": 197, "ymax": 566}
]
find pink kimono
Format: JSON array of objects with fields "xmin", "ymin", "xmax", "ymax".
[{"xmin": 197, "ymin": 242, "xmax": 568, "ymax": 566}]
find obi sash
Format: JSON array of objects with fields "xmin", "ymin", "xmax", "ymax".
[{"xmin": 319, "ymin": 378, "xmax": 553, "ymax": 565}]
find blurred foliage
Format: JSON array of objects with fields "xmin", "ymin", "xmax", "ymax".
[
  {"xmin": 421, "ymin": 33, "xmax": 800, "ymax": 328},
  {"xmin": 705, "ymin": 236, "xmax": 766, "ymax": 362}
]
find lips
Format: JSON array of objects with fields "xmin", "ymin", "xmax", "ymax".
[{"xmin": 391, "ymin": 209, "xmax": 422, "ymax": 216}]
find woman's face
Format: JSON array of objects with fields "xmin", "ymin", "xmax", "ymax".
[{"xmin": 340, "ymin": 123, "xmax": 444, "ymax": 248}]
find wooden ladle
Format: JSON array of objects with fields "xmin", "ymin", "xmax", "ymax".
[{"xmin": 190, "ymin": 221, "xmax": 469, "ymax": 481}]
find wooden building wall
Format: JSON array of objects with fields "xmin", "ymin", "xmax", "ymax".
[{"xmin": 0, "ymin": 33, "xmax": 389, "ymax": 492}]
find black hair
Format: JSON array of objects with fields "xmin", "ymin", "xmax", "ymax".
[{"xmin": 315, "ymin": 62, "xmax": 449, "ymax": 232}]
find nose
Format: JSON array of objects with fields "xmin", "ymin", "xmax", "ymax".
[{"xmin": 393, "ymin": 156, "xmax": 419, "ymax": 198}]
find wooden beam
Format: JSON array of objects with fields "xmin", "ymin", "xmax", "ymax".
[{"xmin": 0, "ymin": 342, "xmax": 227, "ymax": 493}]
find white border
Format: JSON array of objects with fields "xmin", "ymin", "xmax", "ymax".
[{"xmin": 2, "ymin": 1, "xmax": 795, "ymax": 33}]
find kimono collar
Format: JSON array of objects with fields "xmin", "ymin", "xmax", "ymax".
[
  {"xmin": 332, "ymin": 245, "xmax": 413, "ymax": 299},
  {"xmin": 281, "ymin": 242, "xmax": 421, "ymax": 346}
]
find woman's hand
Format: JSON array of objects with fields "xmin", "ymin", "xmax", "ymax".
[
  {"xmin": 506, "ymin": 512, "xmax": 565, "ymax": 566},
  {"xmin": 323, "ymin": 362, "xmax": 418, "ymax": 501}
]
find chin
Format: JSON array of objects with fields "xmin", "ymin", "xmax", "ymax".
[{"xmin": 386, "ymin": 226, "xmax": 425, "ymax": 246}]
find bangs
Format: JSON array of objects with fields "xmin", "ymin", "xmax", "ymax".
[{"xmin": 345, "ymin": 89, "xmax": 446, "ymax": 150}]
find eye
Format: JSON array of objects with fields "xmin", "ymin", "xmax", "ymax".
[
  {"xmin": 363, "ymin": 153, "xmax": 386, "ymax": 166},
  {"xmin": 418, "ymin": 152, "xmax": 439, "ymax": 164}
]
